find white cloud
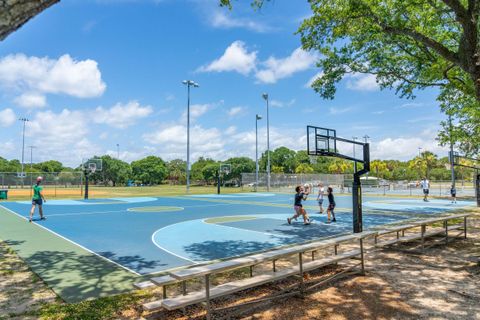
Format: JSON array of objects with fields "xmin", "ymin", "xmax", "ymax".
[
  {"xmin": 13, "ymin": 92, "xmax": 47, "ymax": 108},
  {"xmin": 227, "ymin": 106, "xmax": 246, "ymax": 117},
  {"xmin": 0, "ymin": 108, "xmax": 15, "ymax": 127},
  {"xmin": 225, "ymin": 126, "xmax": 237, "ymax": 135},
  {"xmin": 345, "ymin": 73, "xmax": 379, "ymax": 91},
  {"xmin": 26, "ymin": 109, "xmax": 101, "ymax": 166},
  {"xmin": 0, "ymin": 54, "xmax": 106, "ymax": 108},
  {"xmin": 397, "ymin": 102, "xmax": 425, "ymax": 109},
  {"xmin": 209, "ymin": 10, "xmax": 271, "ymax": 33},
  {"xmin": 255, "ymin": 48, "xmax": 318, "ymax": 84},
  {"xmin": 329, "ymin": 107, "xmax": 353, "ymax": 115},
  {"xmin": 371, "ymin": 130, "xmax": 447, "ymax": 160},
  {"xmin": 372, "ymin": 110, "xmax": 385, "ymax": 115},
  {"xmin": 198, "ymin": 41, "xmax": 257, "ymax": 75},
  {"xmin": 94, "ymin": 101, "xmax": 153, "ymax": 128},
  {"xmin": 180, "ymin": 103, "xmax": 214, "ymax": 123},
  {"xmin": 270, "ymin": 99, "xmax": 295, "ymax": 108},
  {"xmin": 143, "ymin": 124, "xmax": 226, "ymax": 160}
]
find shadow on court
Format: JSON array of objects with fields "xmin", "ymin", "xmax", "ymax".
[
  {"xmin": 24, "ymin": 250, "xmax": 143, "ymax": 303},
  {"xmin": 183, "ymin": 240, "xmax": 276, "ymax": 261}
]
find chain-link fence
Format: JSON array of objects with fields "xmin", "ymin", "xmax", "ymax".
[
  {"xmin": 241, "ymin": 173, "xmax": 476, "ymax": 198},
  {"xmin": 241, "ymin": 173, "xmax": 349, "ymax": 193},
  {"xmin": 0, "ymin": 172, "xmax": 83, "ymax": 198}
]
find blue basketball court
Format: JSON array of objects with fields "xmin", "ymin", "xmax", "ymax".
[{"xmin": 0, "ymin": 193, "xmax": 474, "ymax": 276}]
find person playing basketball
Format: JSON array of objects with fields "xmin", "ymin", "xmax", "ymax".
[
  {"xmin": 327, "ymin": 186, "xmax": 336, "ymax": 222},
  {"xmin": 29, "ymin": 177, "xmax": 46, "ymax": 222},
  {"xmin": 316, "ymin": 183, "xmax": 325, "ymax": 213},
  {"xmin": 287, "ymin": 185, "xmax": 311, "ymax": 225}
]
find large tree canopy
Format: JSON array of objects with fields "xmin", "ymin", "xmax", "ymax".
[
  {"xmin": 222, "ymin": 0, "xmax": 480, "ymax": 155},
  {"xmin": 0, "ymin": 0, "xmax": 59, "ymax": 41}
]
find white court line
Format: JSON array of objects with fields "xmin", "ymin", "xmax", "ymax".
[
  {"xmin": 0, "ymin": 204, "xmax": 141, "ymax": 276},
  {"xmin": 44, "ymin": 210, "xmax": 126, "ymax": 217},
  {"xmin": 151, "ymin": 225, "xmax": 200, "ymax": 264},
  {"xmin": 202, "ymin": 217, "xmax": 291, "ymax": 238}
]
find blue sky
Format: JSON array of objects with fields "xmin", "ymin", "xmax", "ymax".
[{"xmin": 0, "ymin": 0, "xmax": 448, "ymax": 167}]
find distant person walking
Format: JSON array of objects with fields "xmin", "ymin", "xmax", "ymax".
[
  {"xmin": 420, "ymin": 177, "xmax": 430, "ymax": 202},
  {"xmin": 287, "ymin": 185, "xmax": 311, "ymax": 225},
  {"xmin": 29, "ymin": 177, "xmax": 46, "ymax": 222},
  {"xmin": 327, "ymin": 186, "xmax": 336, "ymax": 222},
  {"xmin": 450, "ymin": 184, "xmax": 457, "ymax": 203},
  {"xmin": 316, "ymin": 183, "xmax": 325, "ymax": 213}
]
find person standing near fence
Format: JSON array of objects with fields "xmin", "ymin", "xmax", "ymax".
[
  {"xmin": 327, "ymin": 186, "xmax": 336, "ymax": 222},
  {"xmin": 29, "ymin": 177, "xmax": 46, "ymax": 222},
  {"xmin": 450, "ymin": 184, "xmax": 457, "ymax": 203},
  {"xmin": 420, "ymin": 177, "xmax": 430, "ymax": 202}
]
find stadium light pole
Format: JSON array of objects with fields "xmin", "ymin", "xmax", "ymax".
[
  {"xmin": 255, "ymin": 114, "xmax": 262, "ymax": 192},
  {"xmin": 262, "ymin": 93, "xmax": 270, "ymax": 191},
  {"xmin": 183, "ymin": 80, "xmax": 199, "ymax": 193},
  {"xmin": 28, "ymin": 146, "xmax": 36, "ymax": 169},
  {"xmin": 418, "ymin": 147, "xmax": 422, "ymax": 157},
  {"xmin": 352, "ymin": 136, "xmax": 358, "ymax": 173},
  {"xmin": 19, "ymin": 117, "xmax": 29, "ymax": 175},
  {"xmin": 116, "ymin": 143, "xmax": 120, "ymax": 159}
]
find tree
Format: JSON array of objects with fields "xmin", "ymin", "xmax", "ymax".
[
  {"xmin": 35, "ymin": 160, "xmax": 63, "ymax": 173},
  {"xmin": 370, "ymin": 160, "xmax": 388, "ymax": 178},
  {"xmin": 222, "ymin": 0, "xmax": 480, "ymax": 156},
  {"xmin": 167, "ymin": 159, "xmax": 186, "ymax": 184},
  {"xmin": 295, "ymin": 163, "xmax": 314, "ymax": 174},
  {"xmin": 201, "ymin": 164, "xmax": 220, "ymax": 185},
  {"xmin": 131, "ymin": 156, "xmax": 166, "ymax": 185},
  {"xmin": 1, "ymin": 0, "xmax": 59, "ymax": 41},
  {"xmin": 271, "ymin": 147, "xmax": 297, "ymax": 173},
  {"xmin": 190, "ymin": 157, "xmax": 217, "ymax": 184},
  {"xmin": 225, "ymin": 157, "xmax": 255, "ymax": 185}
]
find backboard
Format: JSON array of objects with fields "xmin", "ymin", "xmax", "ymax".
[
  {"xmin": 82, "ymin": 158, "xmax": 103, "ymax": 174},
  {"xmin": 307, "ymin": 125, "xmax": 369, "ymax": 166},
  {"xmin": 219, "ymin": 163, "xmax": 231, "ymax": 175}
]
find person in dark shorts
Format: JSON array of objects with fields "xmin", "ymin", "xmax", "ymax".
[
  {"xmin": 29, "ymin": 177, "xmax": 46, "ymax": 222},
  {"xmin": 327, "ymin": 186, "xmax": 336, "ymax": 222},
  {"xmin": 420, "ymin": 177, "xmax": 430, "ymax": 202},
  {"xmin": 287, "ymin": 185, "xmax": 311, "ymax": 225},
  {"xmin": 450, "ymin": 184, "xmax": 457, "ymax": 203}
]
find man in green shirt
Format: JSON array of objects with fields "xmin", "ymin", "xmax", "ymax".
[{"xmin": 29, "ymin": 176, "xmax": 46, "ymax": 222}]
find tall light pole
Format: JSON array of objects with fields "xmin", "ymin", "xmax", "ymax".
[
  {"xmin": 418, "ymin": 147, "xmax": 422, "ymax": 157},
  {"xmin": 28, "ymin": 146, "xmax": 36, "ymax": 169},
  {"xmin": 116, "ymin": 143, "xmax": 120, "ymax": 159},
  {"xmin": 19, "ymin": 117, "xmax": 29, "ymax": 175},
  {"xmin": 352, "ymin": 136, "xmax": 358, "ymax": 173},
  {"xmin": 262, "ymin": 93, "xmax": 270, "ymax": 191},
  {"xmin": 255, "ymin": 114, "xmax": 262, "ymax": 192},
  {"xmin": 448, "ymin": 114, "xmax": 455, "ymax": 188},
  {"xmin": 182, "ymin": 80, "xmax": 199, "ymax": 193}
]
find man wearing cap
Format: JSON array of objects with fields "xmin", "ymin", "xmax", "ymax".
[{"xmin": 29, "ymin": 176, "xmax": 46, "ymax": 222}]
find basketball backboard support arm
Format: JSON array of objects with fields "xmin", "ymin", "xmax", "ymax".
[
  {"xmin": 307, "ymin": 125, "xmax": 371, "ymax": 233},
  {"xmin": 449, "ymin": 151, "xmax": 480, "ymax": 207}
]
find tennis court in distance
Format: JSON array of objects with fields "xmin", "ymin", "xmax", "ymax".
[{"xmin": 0, "ymin": 192, "xmax": 475, "ymax": 301}]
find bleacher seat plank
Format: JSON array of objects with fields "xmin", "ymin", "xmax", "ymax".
[{"xmin": 134, "ymin": 281, "xmax": 156, "ymax": 290}]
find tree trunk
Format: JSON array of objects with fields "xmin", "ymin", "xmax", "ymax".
[{"xmin": 0, "ymin": 0, "xmax": 60, "ymax": 41}]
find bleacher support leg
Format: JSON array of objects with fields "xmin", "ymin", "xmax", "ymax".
[
  {"xmin": 205, "ymin": 274, "xmax": 211, "ymax": 320},
  {"xmin": 444, "ymin": 220, "xmax": 448, "ymax": 244},
  {"xmin": 360, "ymin": 238, "xmax": 365, "ymax": 275},
  {"xmin": 464, "ymin": 216, "xmax": 468, "ymax": 239},
  {"xmin": 299, "ymin": 253, "xmax": 304, "ymax": 295}
]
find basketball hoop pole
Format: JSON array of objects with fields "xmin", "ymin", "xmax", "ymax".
[{"xmin": 84, "ymin": 169, "xmax": 89, "ymax": 200}]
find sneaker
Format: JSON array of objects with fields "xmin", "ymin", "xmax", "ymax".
[
  {"xmin": 332, "ymin": 218, "xmax": 337, "ymax": 222},
  {"xmin": 287, "ymin": 218, "xmax": 292, "ymax": 225},
  {"xmin": 40, "ymin": 216, "xmax": 46, "ymax": 220},
  {"xmin": 28, "ymin": 218, "xmax": 32, "ymax": 223},
  {"xmin": 304, "ymin": 219, "xmax": 311, "ymax": 225},
  {"xmin": 326, "ymin": 220, "xmax": 331, "ymax": 224}
]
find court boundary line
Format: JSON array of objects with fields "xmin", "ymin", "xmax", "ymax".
[
  {"xmin": 0, "ymin": 204, "xmax": 141, "ymax": 276},
  {"xmin": 151, "ymin": 224, "xmax": 200, "ymax": 265}
]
